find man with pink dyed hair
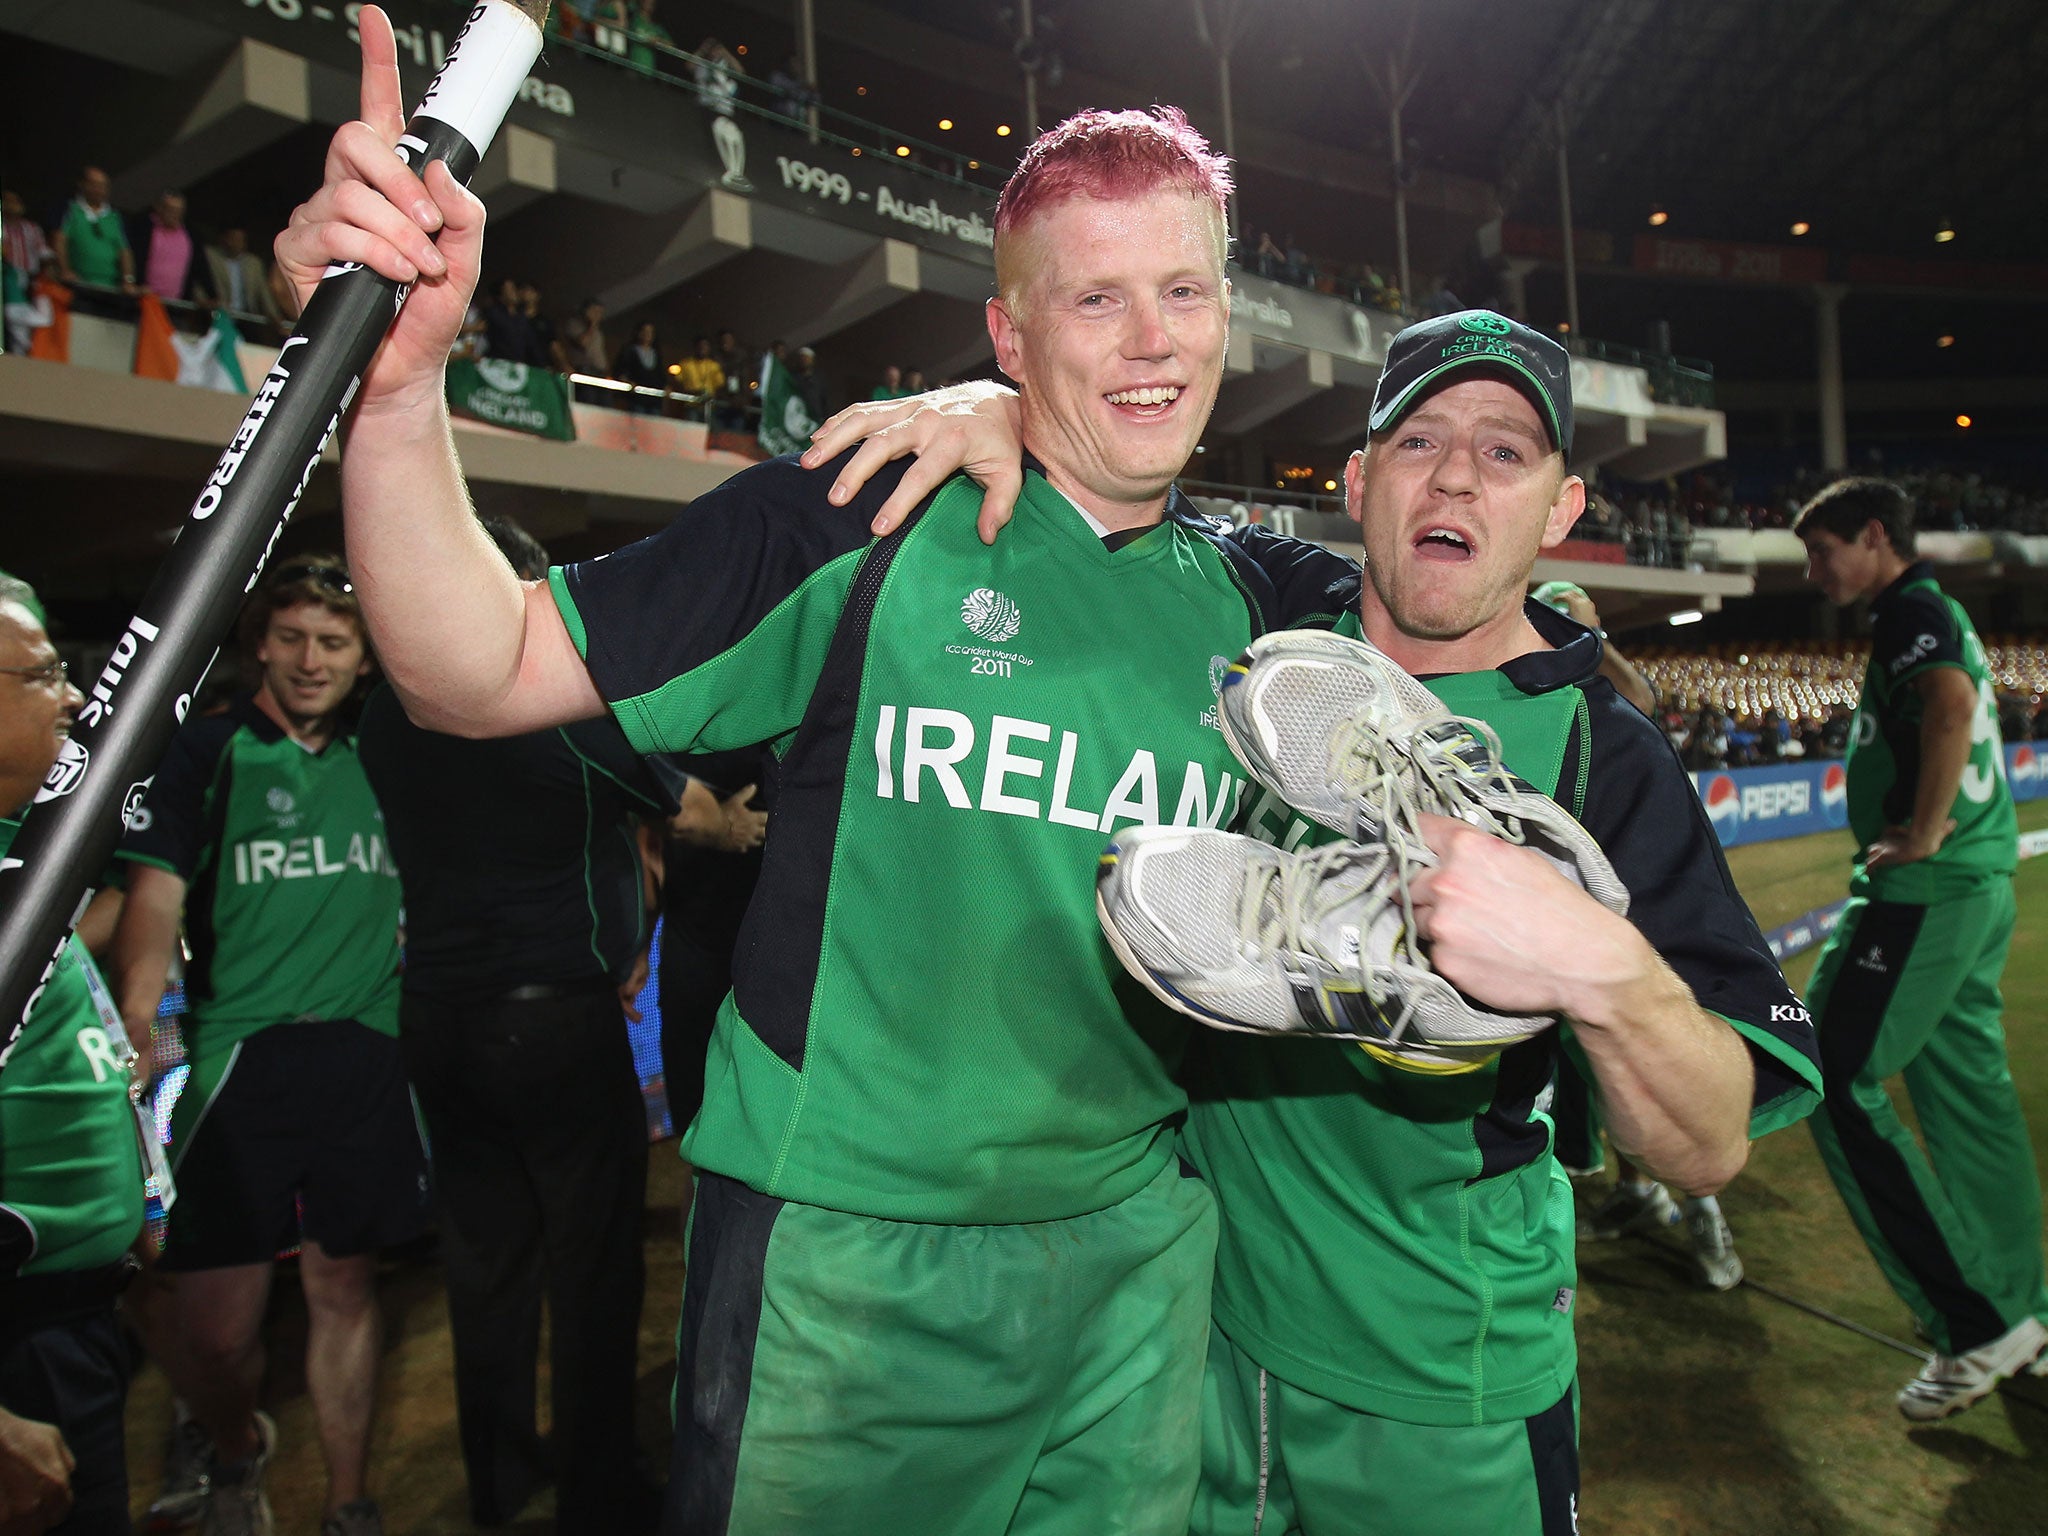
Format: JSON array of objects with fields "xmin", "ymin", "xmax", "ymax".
[{"xmin": 283, "ymin": 13, "xmax": 1351, "ymax": 1533}]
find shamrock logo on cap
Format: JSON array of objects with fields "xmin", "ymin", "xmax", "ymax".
[{"xmin": 1458, "ymin": 314, "xmax": 1513, "ymax": 336}]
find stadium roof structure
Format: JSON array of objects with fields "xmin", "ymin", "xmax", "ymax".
[{"xmin": 867, "ymin": 0, "xmax": 2046, "ymax": 264}]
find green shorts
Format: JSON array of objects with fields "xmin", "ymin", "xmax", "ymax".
[
  {"xmin": 1193, "ymin": 1325, "xmax": 1579, "ymax": 1536},
  {"xmin": 667, "ymin": 1158, "xmax": 1217, "ymax": 1535},
  {"xmin": 1804, "ymin": 882, "xmax": 2047, "ymax": 1355}
]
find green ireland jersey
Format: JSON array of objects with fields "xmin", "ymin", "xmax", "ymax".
[
  {"xmin": 1847, "ymin": 561, "xmax": 2017, "ymax": 902},
  {"xmin": 0, "ymin": 817, "xmax": 146, "ymax": 1276},
  {"xmin": 1184, "ymin": 604, "xmax": 1823, "ymax": 1426},
  {"xmin": 551, "ymin": 457, "xmax": 1309, "ymax": 1225},
  {"xmin": 118, "ymin": 696, "xmax": 402, "ymax": 1057}
]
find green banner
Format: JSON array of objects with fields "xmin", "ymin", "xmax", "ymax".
[
  {"xmin": 446, "ymin": 357, "xmax": 577, "ymax": 441},
  {"xmin": 756, "ymin": 351, "xmax": 818, "ymax": 457}
]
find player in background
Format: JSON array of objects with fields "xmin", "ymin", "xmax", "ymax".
[
  {"xmin": 112, "ymin": 558, "xmax": 424, "ymax": 1536},
  {"xmin": 1795, "ymin": 477, "xmax": 2043, "ymax": 1420}
]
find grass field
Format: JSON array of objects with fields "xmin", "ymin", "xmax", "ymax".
[{"xmin": 1577, "ymin": 799, "xmax": 2048, "ymax": 1536}]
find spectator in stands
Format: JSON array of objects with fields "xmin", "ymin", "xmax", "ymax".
[
  {"xmin": 674, "ymin": 334, "xmax": 724, "ymax": 420},
  {"xmin": 613, "ymin": 319, "xmax": 666, "ymax": 413},
  {"xmin": 558, "ymin": 296, "xmax": 608, "ymax": 377},
  {"xmin": 137, "ymin": 190, "xmax": 205, "ymax": 303},
  {"xmin": 712, "ymin": 327, "xmax": 750, "ymax": 428},
  {"xmin": 518, "ymin": 282, "xmax": 556, "ymax": 369},
  {"xmin": 903, "ymin": 367, "xmax": 926, "ymax": 395},
  {"xmin": 2, "ymin": 190, "xmax": 55, "ymax": 354},
  {"xmin": 202, "ymin": 228, "xmax": 285, "ymax": 333},
  {"xmin": 1421, "ymin": 277, "xmax": 1463, "ymax": 318},
  {"xmin": 1253, "ymin": 231, "xmax": 1283, "ymax": 281},
  {"xmin": 1283, "ymin": 232, "xmax": 1310, "ymax": 287},
  {"xmin": 1757, "ymin": 706, "xmax": 1785, "ymax": 764},
  {"xmin": 618, "ymin": 0, "xmax": 675, "ymax": 74},
  {"xmin": 1821, "ymin": 702, "xmax": 1853, "ymax": 757},
  {"xmin": 1685, "ymin": 706, "xmax": 1728, "ymax": 770},
  {"xmin": 790, "ymin": 344, "xmax": 827, "ymax": 425},
  {"xmin": 768, "ymin": 54, "xmax": 817, "ymax": 120},
  {"xmin": 451, "ymin": 298, "xmax": 487, "ymax": 361},
  {"xmin": 870, "ymin": 364, "xmax": 909, "ymax": 402},
  {"xmin": 2, "ymin": 189, "xmax": 52, "ymax": 285},
  {"xmin": 479, "ymin": 277, "xmax": 536, "ymax": 365},
  {"xmin": 54, "ymin": 166, "xmax": 135, "ymax": 292}
]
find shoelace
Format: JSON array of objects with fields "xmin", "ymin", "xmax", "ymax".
[
  {"xmin": 1234, "ymin": 841, "xmax": 1424, "ymax": 1044},
  {"xmin": 1327, "ymin": 709, "xmax": 1530, "ymax": 849}
]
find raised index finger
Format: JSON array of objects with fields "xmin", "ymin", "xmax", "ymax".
[{"xmin": 356, "ymin": 5, "xmax": 408, "ymax": 140}]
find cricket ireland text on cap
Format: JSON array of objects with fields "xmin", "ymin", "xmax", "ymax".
[{"xmin": 1368, "ymin": 310, "xmax": 1574, "ymax": 457}]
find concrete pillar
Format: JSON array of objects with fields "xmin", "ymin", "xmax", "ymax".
[{"xmin": 1814, "ymin": 283, "xmax": 1847, "ymax": 474}]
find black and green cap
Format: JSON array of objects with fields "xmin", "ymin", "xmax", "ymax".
[{"xmin": 1369, "ymin": 309, "xmax": 1573, "ymax": 457}]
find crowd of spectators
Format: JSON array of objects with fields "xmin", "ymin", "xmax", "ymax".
[
  {"xmin": 1617, "ymin": 465, "xmax": 2048, "ymax": 539},
  {"xmin": 1634, "ymin": 637, "xmax": 2048, "ymax": 771},
  {"xmin": 3, "ymin": 167, "xmax": 295, "ymax": 353},
  {"xmin": 1249, "ymin": 230, "xmax": 1415, "ymax": 314}
]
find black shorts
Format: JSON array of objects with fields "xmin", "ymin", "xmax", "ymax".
[{"xmin": 162, "ymin": 1019, "xmax": 432, "ymax": 1271}]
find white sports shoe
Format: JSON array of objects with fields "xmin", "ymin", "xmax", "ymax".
[
  {"xmin": 1217, "ymin": 631, "xmax": 1629, "ymax": 914},
  {"xmin": 1683, "ymin": 1197, "xmax": 1744, "ymax": 1291},
  {"xmin": 1096, "ymin": 824, "xmax": 1551, "ymax": 1073},
  {"xmin": 198, "ymin": 1411, "xmax": 276, "ymax": 1536},
  {"xmin": 1897, "ymin": 1316, "xmax": 2048, "ymax": 1422},
  {"xmin": 1578, "ymin": 1181, "xmax": 1682, "ymax": 1240}
]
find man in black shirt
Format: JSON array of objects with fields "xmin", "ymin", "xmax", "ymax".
[{"xmin": 356, "ymin": 518, "xmax": 677, "ymax": 1534}]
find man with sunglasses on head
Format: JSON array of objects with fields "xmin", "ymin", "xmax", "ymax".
[{"xmin": 111, "ymin": 556, "xmax": 424, "ymax": 1536}]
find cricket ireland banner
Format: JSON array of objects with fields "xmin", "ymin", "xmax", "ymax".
[
  {"xmin": 446, "ymin": 356, "xmax": 576, "ymax": 440},
  {"xmin": 757, "ymin": 350, "xmax": 818, "ymax": 457}
]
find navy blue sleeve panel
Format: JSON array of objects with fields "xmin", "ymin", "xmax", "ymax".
[
  {"xmin": 1222, "ymin": 523, "xmax": 1364, "ymax": 631},
  {"xmin": 115, "ymin": 712, "xmax": 240, "ymax": 880},
  {"xmin": 1568, "ymin": 680, "xmax": 1822, "ymax": 1123},
  {"xmin": 560, "ymin": 713, "xmax": 680, "ymax": 815},
  {"xmin": 551, "ymin": 452, "xmax": 913, "ymax": 710},
  {"xmin": 1872, "ymin": 586, "xmax": 1965, "ymax": 689}
]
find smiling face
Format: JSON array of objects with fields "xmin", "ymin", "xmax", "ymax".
[
  {"xmin": 1350, "ymin": 376, "xmax": 1584, "ymax": 671},
  {"xmin": 255, "ymin": 602, "xmax": 369, "ymax": 738},
  {"xmin": 987, "ymin": 187, "xmax": 1228, "ymax": 529}
]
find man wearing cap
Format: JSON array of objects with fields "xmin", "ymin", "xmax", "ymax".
[{"xmin": 817, "ymin": 308, "xmax": 1820, "ymax": 1531}]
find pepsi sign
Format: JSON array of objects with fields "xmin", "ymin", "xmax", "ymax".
[{"xmin": 1693, "ymin": 761, "xmax": 1852, "ymax": 847}]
